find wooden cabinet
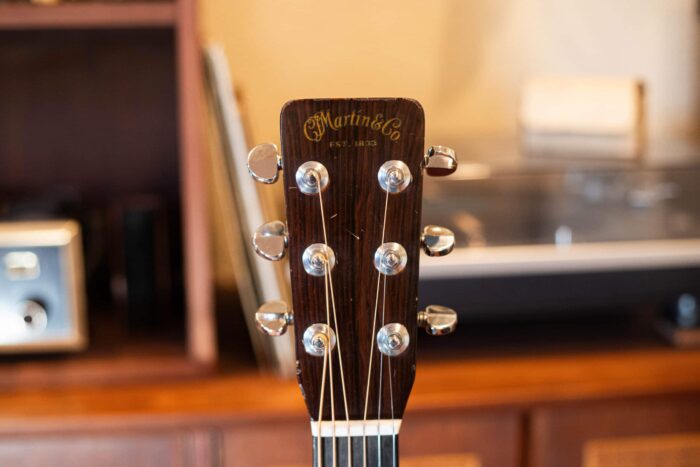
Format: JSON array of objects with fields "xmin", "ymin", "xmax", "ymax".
[
  {"xmin": 530, "ymin": 395, "xmax": 700, "ymax": 467},
  {"xmin": 401, "ymin": 409, "xmax": 521, "ymax": 467},
  {"xmin": 0, "ymin": 429, "xmax": 218, "ymax": 467},
  {"xmin": 222, "ymin": 418, "xmax": 310, "ymax": 466},
  {"xmin": 0, "ymin": 349, "xmax": 697, "ymax": 467}
]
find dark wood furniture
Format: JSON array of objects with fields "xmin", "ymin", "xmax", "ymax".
[
  {"xmin": 0, "ymin": 0, "xmax": 214, "ymax": 387},
  {"xmin": 0, "ymin": 346, "xmax": 697, "ymax": 466}
]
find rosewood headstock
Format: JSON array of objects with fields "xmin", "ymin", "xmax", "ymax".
[{"xmin": 248, "ymin": 98, "xmax": 458, "ymax": 465}]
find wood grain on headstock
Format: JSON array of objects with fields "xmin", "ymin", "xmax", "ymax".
[{"xmin": 280, "ymin": 98, "xmax": 425, "ymax": 421}]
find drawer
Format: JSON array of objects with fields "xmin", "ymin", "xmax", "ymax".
[
  {"xmin": 530, "ymin": 395, "xmax": 700, "ymax": 467},
  {"xmin": 0, "ymin": 428, "xmax": 217, "ymax": 467},
  {"xmin": 401, "ymin": 409, "xmax": 521, "ymax": 467}
]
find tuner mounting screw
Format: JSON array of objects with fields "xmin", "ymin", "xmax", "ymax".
[
  {"xmin": 303, "ymin": 323, "xmax": 337, "ymax": 357},
  {"xmin": 424, "ymin": 146, "xmax": 458, "ymax": 176},
  {"xmin": 247, "ymin": 143, "xmax": 283, "ymax": 184},
  {"xmin": 378, "ymin": 160, "xmax": 412, "ymax": 193},
  {"xmin": 377, "ymin": 323, "xmax": 410, "ymax": 356},
  {"xmin": 374, "ymin": 242, "xmax": 407, "ymax": 275},
  {"xmin": 296, "ymin": 161, "xmax": 329, "ymax": 195},
  {"xmin": 418, "ymin": 305, "xmax": 457, "ymax": 336},
  {"xmin": 302, "ymin": 243, "xmax": 336, "ymax": 277}
]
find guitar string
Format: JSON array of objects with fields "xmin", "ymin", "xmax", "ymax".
[
  {"xmin": 362, "ymin": 188, "xmax": 390, "ymax": 467},
  {"xmin": 326, "ymin": 268, "xmax": 352, "ymax": 465},
  {"xmin": 377, "ymin": 273, "xmax": 387, "ymax": 467},
  {"xmin": 315, "ymin": 171, "xmax": 351, "ymax": 466},
  {"xmin": 388, "ymin": 338, "xmax": 396, "ymax": 467},
  {"xmin": 317, "ymin": 341, "xmax": 329, "ymax": 467},
  {"xmin": 323, "ymin": 263, "xmax": 336, "ymax": 467}
]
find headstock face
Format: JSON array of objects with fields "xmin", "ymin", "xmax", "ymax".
[{"xmin": 280, "ymin": 98, "xmax": 425, "ymax": 421}]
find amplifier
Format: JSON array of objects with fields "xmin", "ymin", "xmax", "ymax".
[{"xmin": 0, "ymin": 220, "xmax": 87, "ymax": 353}]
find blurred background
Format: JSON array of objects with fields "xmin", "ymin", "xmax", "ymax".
[
  {"xmin": 0, "ymin": 1, "xmax": 699, "ymax": 466},
  {"xmin": 203, "ymin": 0, "xmax": 699, "ymax": 144}
]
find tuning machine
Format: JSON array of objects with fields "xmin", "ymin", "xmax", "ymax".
[
  {"xmin": 247, "ymin": 143, "xmax": 283, "ymax": 184},
  {"xmin": 255, "ymin": 300, "xmax": 294, "ymax": 336},
  {"xmin": 252, "ymin": 220, "xmax": 288, "ymax": 261},
  {"xmin": 424, "ymin": 146, "xmax": 458, "ymax": 176},
  {"xmin": 418, "ymin": 305, "xmax": 457, "ymax": 336},
  {"xmin": 420, "ymin": 225, "xmax": 455, "ymax": 257}
]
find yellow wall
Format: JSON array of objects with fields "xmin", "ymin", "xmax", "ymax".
[{"xmin": 201, "ymin": 0, "xmax": 699, "ymax": 147}]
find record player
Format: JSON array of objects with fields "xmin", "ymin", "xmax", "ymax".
[{"xmin": 419, "ymin": 139, "xmax": 700, "ymax": 323}]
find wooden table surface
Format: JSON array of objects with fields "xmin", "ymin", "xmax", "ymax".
[{"xmin": 0, "ymin": 347, "xmax": 698, "ymax": 433}]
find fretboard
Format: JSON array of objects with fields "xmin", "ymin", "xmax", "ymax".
[{"xmin": 313, "ymin": 435, "xmax": 399, "ymax": 467}]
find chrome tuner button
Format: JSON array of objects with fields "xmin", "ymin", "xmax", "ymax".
[
  {"xmin": 247, "ymin": 143, "xmax": 282, "ymax": 184},
  {"xmin": 302, "ymin": 243, "xmax": 336, "ymax": 276},
  {"xmin": 374, "ymin": 242, "xmax": 407, "ymax": 275},
  {"xmin": 377, "ymin": 323, "xmax": 410, "ymax": 356},
  {"xmin": 303, "ymin": 323, "xmax": 337, "ymax": 356},
  {"xmin": 296, "ymin": 161, "xmax": 329, "ymax": 195},
  {"xmin": 420, "ymin": 225, "xmax": 455, "ymax": 257},
  {"xmin": 255, "ymin": 300, "xmax": 294, "ymax": 336},
  {"xmin": 378, "ymin": 160, "xmax": 412, "ymax": 193},
  {"xmin": 418, "ymin": 305, "xmax": 457, "ymax": 336},
  {"xmin": 424, "ymin": 146, "xmax": 458, "ymax": 176},
  {"xmin": 252, "ymin": 220, "xmax": 288, "ymax": 261}
]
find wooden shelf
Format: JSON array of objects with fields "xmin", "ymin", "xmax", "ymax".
[
  {"xmin": 0, "ymin": 337, "xmax": 210, "ymax": 390},
  {"xmin": 0, "ymin": 2, "xmax": 176, "ymax": 30}
]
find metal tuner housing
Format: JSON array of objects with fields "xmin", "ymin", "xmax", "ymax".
[
  {"xmin": 252, "ymin": 220, "xmax": 288, "ymax": 261},
  {"xmin": 424, "ymin": 146, "xmax": 458, "ymax": 176},
  {"xmin": 420, "ymin": 225, "xmax": 455, "ymax": 257},
  {"xmin": 255, "ymin": 300, "xmax": 294, "ymax": 336},
  {"xmin": 418, "ymin": 305, "xmax": 458, "ymax": 336},
  {"xmin": 247, "ymin": 143, "xmax": 282, "ymax": 184}
]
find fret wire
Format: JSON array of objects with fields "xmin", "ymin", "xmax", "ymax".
[{"xmin": 362, "ymin": 188, "xmax": 390, "ymax": 467}]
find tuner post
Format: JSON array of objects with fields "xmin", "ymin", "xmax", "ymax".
[
  {"xmin": 378, "ymin": 160, "xmax": 412, "ymax": 193},
  {"xmin": 424, "ymin": 146, "xmax": 458, "ymax": 176},
  {"xmin": 303, "ymin": 323, "xmax": 337, "ymax": 356},
  {"xmin": 296, "ymin": 161, "xmax": 329, "ymax": 195},
  {"xmin": 302, "ymin": 244, "xmax": 336, "ymax": 277},
  {"xmin": 418, "ymin": 305, "xmax": 457, "ymax": 336},
  {"xmin": 377, "ymin": 323, "xmax": 410, "ymax": 356},
  {"xmin": 374, "ymin": 242, "xmax": 408, "ymax": 275}
]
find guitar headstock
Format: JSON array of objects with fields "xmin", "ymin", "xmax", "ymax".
[{"xmin": 248, "ymin": 98, "xmax": 457, "ymax": 451}]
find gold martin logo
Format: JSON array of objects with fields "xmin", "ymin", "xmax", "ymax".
[{"xmin": 303, "ymin": 110, "xmax": 402, "ymax": 142}]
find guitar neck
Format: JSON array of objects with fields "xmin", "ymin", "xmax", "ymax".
[{"xmin": 313, "ymin": 434, "xmax": 399, "ymax": 467}]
